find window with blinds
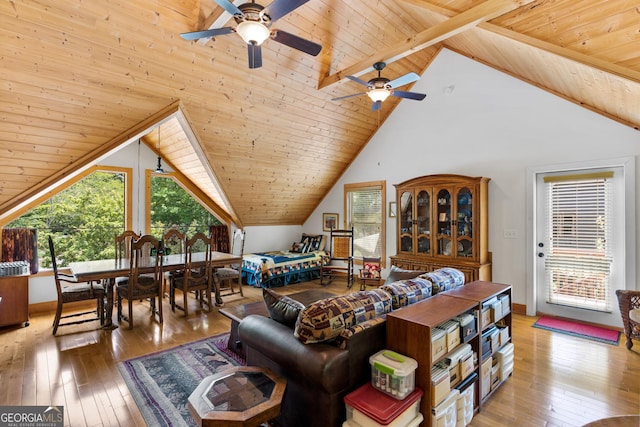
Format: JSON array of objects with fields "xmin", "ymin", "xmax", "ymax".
[
  {"xmin": 543, "ymin": 172, "xmax": 613, "ymax": 311},
  {"xmin": 345, "ymin": 181, "xmax": 386, "ymax": 262}
]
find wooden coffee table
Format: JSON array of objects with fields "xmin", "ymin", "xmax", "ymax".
[
  {"xmin": 188, "ymin": 366, "xmax": 286, "ymax": 427},
  {"xmin": 219, "ymin": 289, "xmax": 335, "ymax": 358}
]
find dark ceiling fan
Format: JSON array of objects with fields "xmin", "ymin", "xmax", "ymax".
[
  {"xmin": 180, "ymin": 0, "xmax": 322, "ymax": 69},
  {"xmin": 332, "ymin": 62, "xmax": 427, "ymax": 111}
]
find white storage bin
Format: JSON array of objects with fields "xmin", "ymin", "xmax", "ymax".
[
  {"xmin": 455, "ymin": 373, "xmax": 477, "ymax": 427},
  {"xmin": 370, "ymin": 349, "xmax": 417, "ymax": 399},
  {"xmin": 432, "ymin": 389, "xmax": 459, "ymax": 427},
  {"xmin": 499, "ymin": 294, "xmax": 511, "ymax": 315}
]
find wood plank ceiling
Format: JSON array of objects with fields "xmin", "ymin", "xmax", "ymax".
[{"xmin": 1, "ymin": 0, "xmax": 639, "ymax": 227}]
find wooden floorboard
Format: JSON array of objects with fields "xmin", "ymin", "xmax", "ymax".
[{"xmin": 0, "ymin": 279, "xmax": 638, "ymax": 427}]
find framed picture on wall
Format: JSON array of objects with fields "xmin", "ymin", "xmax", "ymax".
[
  {"xmin": 323, "ymin": 213, "xmax": 339, "ymax": 231},
  {"xmin": 389, "ymin": 202, "xmax": 397, "ymax": 218}
]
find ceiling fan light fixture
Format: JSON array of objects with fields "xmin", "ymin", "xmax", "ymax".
[
  {"xmin": 236, "ymin": 20, "xmax": 270, "ymax": 45},
  {"xmin": 367, "ymin": 88, "xmax": 391, "ymax": 103}
]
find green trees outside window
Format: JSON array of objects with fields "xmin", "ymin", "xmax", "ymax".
[
  {"xmin": 8, "ymin": 171, "xmax": 126, "ymax": 268},
  {"xmin": 150, "ymin": 175, "xmax": 221, "ymax": 238}
]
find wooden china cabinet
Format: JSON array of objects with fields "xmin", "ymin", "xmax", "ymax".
[{"xmin": 391, "ymin": 174, "xmax": 491, "ymax": 282}]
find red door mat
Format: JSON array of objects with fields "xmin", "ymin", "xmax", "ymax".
[{"xmin": 533, "ymin": 316, "xmax": 620, "ymax": 345}]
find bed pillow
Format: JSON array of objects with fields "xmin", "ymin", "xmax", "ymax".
[
  {"xmin": 263, "ymin": 288, "xmax": 305, "ymax": 328},
  {"xmin": 384, "ymin": 265, "xmax": 428, "ymax": 285},
  {"xmin": 301, "ymin": 233, "xmax": 327, "ymax": 252},
  {"xmin": 290, "ymin": 241, "xmax": 307, "ymax": 253}
]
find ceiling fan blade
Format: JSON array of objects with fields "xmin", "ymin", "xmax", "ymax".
[
  {"xmin": 388, "ymin": 72, "xmax": 420, "ymax": 89},
  {"xmin": 248, "ymin": 43, "xmax": 263, "ymax": 69},
  {"xmin": 392, "ymin": 90, "xmax": 427, "ymax": 101},
  {"xmin": 180, "ymin": 27, "xmax": 234, "ymax": 40},
  {"xmin": 213, "ymin": 0, "xmax": 243, "ymax": 16},
  {"xmin": 371, "ymin": 101, "xmax": 383, "ymax": 111},
  {"xmin": 266, "ymin": 0, "xmax": 310, "ymax": 22},
  {"xmin": 331, "ymin": 92, "xmax": 367, "ymax": 101},
  {"xmin": 271, "ymin": 30, "xmax": 321, "ymax": 56},
  {"xmin": 346, "ymin": 75, "xmax": 370, "ymax": 87}
]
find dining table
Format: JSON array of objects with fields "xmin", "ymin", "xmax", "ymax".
[{"xmin": 69, "ymin": 251, "xmax": 242, "ymax": 328}]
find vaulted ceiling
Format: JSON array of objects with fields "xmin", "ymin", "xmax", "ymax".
[{"xmin": 1, "ymin": 0, "xmax": 639, "ymax": 227}]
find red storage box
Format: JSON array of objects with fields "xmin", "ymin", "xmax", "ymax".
[{"xmin": 344, "ymin": 383, "xmax": 423, "ymax": 427}]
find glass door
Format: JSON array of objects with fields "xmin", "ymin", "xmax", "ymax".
[
  {"xmin": 398, "ymin": 190, "xmax": 413, "ymax": 254},
  {"xmin": 436, "ymin": 188, "xmax": 452, "ymax": 256},
  {"xmin": 416, "ymin": 189, "xmax": 431, "ymax": 255},
  {"xmin": 455, "ymin": 187, "xmax": 474, "ymax": 259}
]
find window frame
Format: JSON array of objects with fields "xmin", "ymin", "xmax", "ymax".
[
  {"xmin": 344, "ymin": 180, "xmax": 386, "ymax": 267},
  {"xmin": 145, "ymin": 170, "xmax": 227, "ymax": 236}
]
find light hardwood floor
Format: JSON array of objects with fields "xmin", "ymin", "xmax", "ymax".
[{"xmin": 1, "ymin": 279, "xmax": 638, "ymax": 427}]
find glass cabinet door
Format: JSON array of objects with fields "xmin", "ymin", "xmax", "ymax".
[
  {"xmin": 436, "ymin": 188, "xmax": 452, "ymax": 256},
  {"xmin": 456, "ymin": 187, "xmax": 473, "ymax": 258},
  {"xmin": 416, "ymin": 189, "xmax": 431, "ymax": 254},
  {"xmin": 399, "ymin": 190, "xmax": 413, "ymax": 253}
]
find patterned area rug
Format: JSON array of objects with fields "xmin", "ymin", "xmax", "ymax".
[
  {"xmin": 533, "ymin": 316, "xmax": 620, "ymax": 345},
  {"xmin": 118, "ymin": 333, "xmax": 244, "ymax": 427}
]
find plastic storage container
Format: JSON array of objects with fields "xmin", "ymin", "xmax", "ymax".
[
  {"xmin": 455, "ymin": 373, "xmax": 477, "ymax": 427},
  {"xmin": 344, "ymin": 383, "xmax": 423, "ymax": 427},
  {"xmin": 495, "ymin": 342, "xmax": 514, "ymax": 381},
  {"xmin": 370, "ymin": 350, "xmax": 418, "ymax": 399},
  {"xmin": 431, "ymin": 389, "xmax": 459, "ymax": 427}
]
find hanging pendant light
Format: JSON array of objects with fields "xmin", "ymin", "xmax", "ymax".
[{"xmin": 154, "ymin": 125, "xmax": 165, "ymax": 174}]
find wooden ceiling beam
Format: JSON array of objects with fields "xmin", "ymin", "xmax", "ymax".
[
  {"xmin": 318, "ymin": 0, "xmax": 535, "ymax": 90},
  {"xmin": 406, "ymin": 0, "xmax": 640, "ymax": 84}
]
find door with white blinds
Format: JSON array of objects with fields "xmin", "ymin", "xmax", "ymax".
[{"xmin": 535, "ymin": 167, "xmax": 624, "ymax": 323}]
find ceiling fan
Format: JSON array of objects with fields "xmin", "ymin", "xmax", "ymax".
[
  {"xmin": 332, "ymin": 62, "xmax": 427, "ymax": 111},
  {"xmin": 180, "ymin": 0, "xmax": 322, "ymax": 69}
]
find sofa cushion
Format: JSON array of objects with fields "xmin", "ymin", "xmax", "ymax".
[
  {"xmin": 421, "ymin": 267, "xmax": 465, "ymax": 293},
  {"xmin": 263, "ymin": 288, "xmax": 305, "ymax": 328},
  {"xmin": 294, "ymin": 289, "xmax": 392, "ymax": 344},
  {"xmin": 380, "ymin": 278, "xmax": 433, "ymax": 309},
  {"xmin": 384, "ymin": 265, "xmax": 427, "ymax": 285}
]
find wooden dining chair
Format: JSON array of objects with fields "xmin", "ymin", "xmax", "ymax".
[
  {"xmin": 162, "ymin": 227, "xmax": 185, "ymax": 296},
  {"xmin": 213, "ymin": 229, "xmax": 245, "ymax": 297},
  {"xmin": 116, "ymin": 234, "xmax": 163, "ymax": 329},
  {"xmin": 48, "ymin": 236, "xmax": 106, "ymax": 335},
  {"xmin": 170, "ymin": 232, "xmax": 212, "ymax": 317},
  {"xmin": 114, "ymin": 230, "xmax": 140, "ymax": 287}
]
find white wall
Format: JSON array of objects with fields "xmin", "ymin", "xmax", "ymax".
[{"xmin": 303, "ymin": 48, "xmax": 640, "ymax": 312}]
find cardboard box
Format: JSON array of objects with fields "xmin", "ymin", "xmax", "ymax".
[
  {"xmin": 432, "ymin": 365, "xmax": 451, "ymax": 407},
  {"xmin": 480, "ymin": 357, "xmax": 492, "ymax": 399},
  {"xmin": 454, "ymin": 313, "xmax": 477, "ymax": 343},
  {"xmin": 432, "ymin": 328, "xmax": 447, "ymax": 361},
  {"xmin": 437, "ymin": 319, "xmax": 461, "ymax": 353}
]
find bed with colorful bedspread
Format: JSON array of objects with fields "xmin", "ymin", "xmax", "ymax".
[{"xmin": 242, "ymin": 250, "xmax": 330, "ymax": 288}]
